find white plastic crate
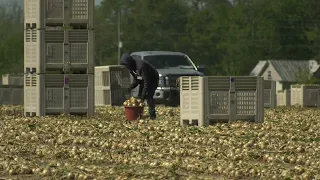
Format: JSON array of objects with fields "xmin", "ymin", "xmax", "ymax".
[
  {"xmin": 24, "ymin": 29, "xmax": 94, "ymax": 73},
  {"xmin": 24, "ymin": 0, "xmax": 94, "ymax": 29},
  {"xmin": 276, "ymin": 90, "xmax": 290, "ymax": 106},
  {"xmin": 180, "ymin": 76, "xmax": 264, "ymax": 126},
  {"xmin": 263, "ymin": 80, "xmax": 276, "ymax": 108},
  {"xmin": 0, "ymin": 85, "xmax": 24, "ymax": 105},
  {"xmin": 24, "ymin": 74, "xmax": 94, "ymax": 116},
  {"xmin": 291, "ymin": 84, "xmax": 320, "ymax": 107},
  {"xmin": 95, "ymin": 66, "xmax": 131, "ymax": 106}
]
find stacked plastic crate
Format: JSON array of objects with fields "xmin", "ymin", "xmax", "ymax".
[{"xmin": 24, "ymin": 0, "xmax": 94, "ymax": 116}]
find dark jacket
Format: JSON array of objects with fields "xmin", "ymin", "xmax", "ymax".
[{"xmin": 120, "ymin": 53, "xmax": 159, "ymax": 97}]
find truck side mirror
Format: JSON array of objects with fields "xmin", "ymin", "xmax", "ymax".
[{"xmin": 197, "ymin": 65, "xmax": 205, "ymax": 73}]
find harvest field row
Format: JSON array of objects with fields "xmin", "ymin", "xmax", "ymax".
[{"xmin": 0, "ymin": 106, "xmax": 320, "ymax": 180}]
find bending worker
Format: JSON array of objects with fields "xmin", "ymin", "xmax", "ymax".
[{"xmin": 120, "ymin": 53, "xmax": 159, "ymax": 120}]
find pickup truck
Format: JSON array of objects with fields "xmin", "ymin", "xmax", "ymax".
[{"xmin": 130, "ymin": 51, "xmax": 205, "ymax": 106}]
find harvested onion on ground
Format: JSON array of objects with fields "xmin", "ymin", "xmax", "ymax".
[{"xmin": 0, "ymin": 106, "xmax": 319, "ymax": 179}]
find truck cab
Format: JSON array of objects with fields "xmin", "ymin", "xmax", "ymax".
[{"xmin": 130, "ymin": 51, "xmax": 205, "ymax": 106}]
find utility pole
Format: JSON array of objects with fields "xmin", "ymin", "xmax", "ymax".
[{"xmin": 117, "ymin": 9, "xmax": 122, "ymax": 64}]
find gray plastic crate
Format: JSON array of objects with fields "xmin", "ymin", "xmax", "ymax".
[
  {"xmin": 24, "ymin": 0, "xmax": 94, "ymax": 29},
  {"xmin": 24, "ymin": 74, "xmax": 94, "ymax": 116},
  {"xmin": 24, "ymin": 29, "xmax": 94, "ymax": 73},
  {"xmin": 291, "ymin": 84, "xmax": 320, "ymax": 107},
  {"xmin": 95, "ymin": 65, "xmax": 131, "ymax": 106},
  {"xmin": 263, "ymin": 80, "xmax": 276, "ymax": 108},
  {"xmin": 0, "ymin": 85, "xmax": 24, "ymax": 105},
  {"xmin": 180, "ymin": 76, "xmax": 264, "ymax": 127}
]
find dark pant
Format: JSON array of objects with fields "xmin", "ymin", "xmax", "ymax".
[{"xmin": 138, "ymin": 83, "xmax": 158, "ymax": 119}]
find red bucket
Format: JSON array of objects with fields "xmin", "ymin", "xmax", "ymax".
[{"xmin": 124, "ymin": 106, "xmax": 144, "ymax": 121}]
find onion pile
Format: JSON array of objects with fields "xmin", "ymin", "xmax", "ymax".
[
  {"xmin": 123, "ymin": 97, "xmax": 145, "ymax": 107},
  {"xmin": 0, "ymin": 105, "xmax": 319, "ymax": 179}
]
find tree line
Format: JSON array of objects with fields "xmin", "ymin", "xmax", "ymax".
[{"xmin": 1, "ymin": 0, "xmax": 320, "ymax": 75}]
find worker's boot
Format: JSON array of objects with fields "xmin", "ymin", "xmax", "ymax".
[{"xmin": 147, "ymin": 98, "xmax": 156, "ymax": 120}]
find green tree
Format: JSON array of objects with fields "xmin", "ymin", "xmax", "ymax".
[
  {"xmin": 95, "ymin": 0, "xmax": 320, "ymax": 75},
  {"xmin": 0, "ymin": 2, "xmax": 23, "ymax": 74},
  {"xmin": 94, "ymin": 0, "xmax": 126, "ymax": 65},
  {"xmin": 3, "ymin": 0, "xmax": 320, "ymax": 78},
  {"xmin": 120, "ymin": 0, "xmax": 190, "ymax": 52},
  {"xmin": 216, "ymin": 0, "xmax": 281, "ymax": 75},
  {"xmin": 95, "ymin": 0, "xmax": 192, "ymax": 66}
]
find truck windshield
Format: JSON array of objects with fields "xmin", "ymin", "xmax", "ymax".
[{"xmin": 143, "ymin": 55, "xmax": 194, "ymax": 69}]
